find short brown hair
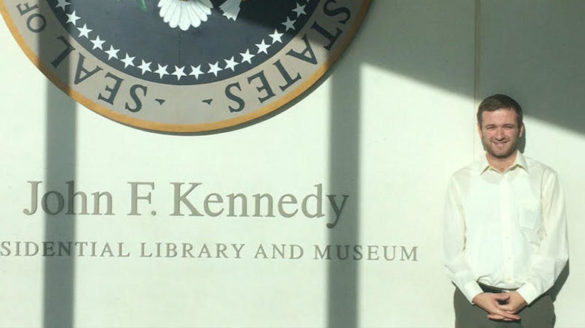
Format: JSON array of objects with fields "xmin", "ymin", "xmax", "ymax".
[{"xmin": 477, "ymin": 94, "xmax": 523, "ymax": 126}]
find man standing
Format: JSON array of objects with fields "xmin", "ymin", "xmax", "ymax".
[{"xmin": 443, "ymin": 94, "xmax": 569, "ymax": 327}]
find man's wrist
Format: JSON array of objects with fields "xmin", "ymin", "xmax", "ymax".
[
  {"xmin": 471, "ymin": 292, "xmax": 483, "ymax": 305},
  {"xmin": 516, "ymin": 283, "xmax": 539, "ymax": 305},
  {"xmin": 463, "ymin": 281, "xmax": 484, "ymax": 304}
]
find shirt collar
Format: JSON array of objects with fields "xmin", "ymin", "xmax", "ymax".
[{"xmin": 478, "ymin": 151, "xmax": 528, "ymax": 174}]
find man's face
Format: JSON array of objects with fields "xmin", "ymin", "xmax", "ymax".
[{"xmin": 478, "ymin": 108, "xmax": 524, "ymax": 160}]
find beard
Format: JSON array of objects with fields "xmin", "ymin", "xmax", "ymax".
[{"xmin": 481, "ymin": 136, "xmax": 520, "ymax": 159}]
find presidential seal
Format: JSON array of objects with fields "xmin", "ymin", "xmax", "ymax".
[{"xmin": 1, "ymin": 0, "xmax": 370, "ymax": 133}]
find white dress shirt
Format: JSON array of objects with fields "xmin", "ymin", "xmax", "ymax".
[{"xmin": 443, "ymin": 151, "xmax": 569, "ymax": 304}]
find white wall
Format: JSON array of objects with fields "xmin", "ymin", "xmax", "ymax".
[{"xmin": 1, "ymin": 1, "xmax": 583, "ymax": 327}]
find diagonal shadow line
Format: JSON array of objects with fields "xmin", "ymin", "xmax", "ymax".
[
  {"xmin": 354, "ymin": 1, "xmax": 585, "ymax": 138},
  {"xmin": 328, "ymin": 57, "xmax": 361, "ymax": 327},
  {"xmin": 38, "ymin": 2, "xmax": 77, "ymax": 327}
]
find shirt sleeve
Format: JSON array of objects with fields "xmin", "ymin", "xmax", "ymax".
[
  {"xmin": 442, "ymin": 176, "xmax": 483, "ymax": 303},
  {"xmin": 516, "ymin": 170, "xmax": 569, "ymax": 304}
]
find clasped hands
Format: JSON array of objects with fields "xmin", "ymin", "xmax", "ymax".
[{"xmin": 472, "ymin": 291, "xmax": 527, "ymax": 321}]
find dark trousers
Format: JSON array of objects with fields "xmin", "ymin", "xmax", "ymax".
[{"xmin": 454, "ymin": 288, "xmax": 555, "ymax": 328}]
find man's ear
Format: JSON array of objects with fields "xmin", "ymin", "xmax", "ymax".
[
  {"xmin": 477, "ymin": 123, "xmax": 482, "ymax": 137},
  {"xmin": 519, "ymin": 123, "xmax": 525, "ymax": 138}
]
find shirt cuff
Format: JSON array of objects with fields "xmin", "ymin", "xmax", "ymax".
[
  {"xmin": 517, "ymin": 283, "xmax": 539, "ymax": 305},
  {"xmin": 462, "ymin": 281, "xmax": 484, "ymax": 304}
]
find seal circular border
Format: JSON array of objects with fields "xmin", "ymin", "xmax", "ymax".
[{"xmin": 0, "ymin": 1, "xmax": 371, "ymax": 133}]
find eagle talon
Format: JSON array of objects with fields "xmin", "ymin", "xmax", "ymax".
[
  {"xmin": 157, "ymin": 0, "xmax": 213, "ymax": 31},
  {"xmin": 158, "ymin": 0, "xmax": 247, "ymax": 30},
  {"xmin": 220, "ymin": 0, "xmax": 244, "ymax": 21}
]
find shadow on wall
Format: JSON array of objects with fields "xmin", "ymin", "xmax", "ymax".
[
  {"xmin": 328, "ymin": 48, "xmax": 362, "ymax": 328},
  {"xmin": 34, "ymin": 0, "xmax": 585, "ymax": 326},
  {"xmin": 477, "ymin": 1, "xmax": 585, "ymax": 135},
  {"xmin": 324, "ymin": 2, "xmax": 583, "ymax": 325},
  {"xmin": 364, "ymin": 1, "xmax": 585, "ymax": 135},
  {"xmin": 32, "ymin": 1, "xmax": 365, "ymax": 327},
  {"xmin": 38, "ymin": 2, "xmax": 77, "ymax": 328},
  {"xmin": 37, "ymin": 2, "xmax": 77, "ymax": 327}
]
